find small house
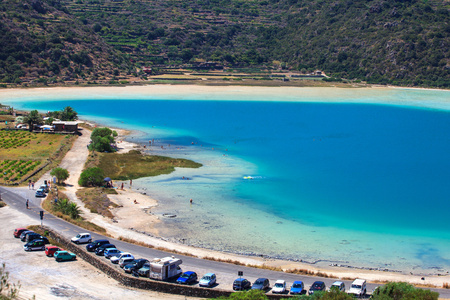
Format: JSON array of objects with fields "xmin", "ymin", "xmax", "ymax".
[{"xmin": 52, "ymin": 121, "xmax": 78, "ymax": 133}]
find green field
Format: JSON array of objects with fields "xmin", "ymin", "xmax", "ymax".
[{"xmin": 0, "ymin": 130, "xmax": 76, "ymax": 185}]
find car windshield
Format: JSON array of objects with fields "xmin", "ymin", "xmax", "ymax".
[
  {"xmin": 352, "ymin": 284, "xmax": 362, "ymax": 289},
  {"xmin": 312, "ymin": 283, "xmax": 322, "ymax": 289},
  {"xmin": 202, "ymin": 276, "xmax": 211, "ymax": 280},
  {"xmin": 255, "ymin": 280, "xmax": 263, "ymax": 284},
  {"xmin": 275, "ymin": 283, "xmax": 284, "ymax": 288},
  {"xmin": 181, "ymin": 273, "xmax": 190, "ymax": 278},
  {"xmin": 293, "ymin": 284, "xmax": 302, "ymax": 288},
  {"xmin": 76, "ymin": 234, "xmax": 81, "ymax": 238}
]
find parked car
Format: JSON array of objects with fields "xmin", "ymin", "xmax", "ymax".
[
  {"xmin": 309, "ymin": 281, "xmax": 326, "ymax": 295},
  {"xmin": 137, "ymin": 263, "xmax": 150, "ymax": 277},
  {"xmin": 119, "ymin": 257, "xmax": 135, "ymax": 268},
  {"xmin": 54, "ymin": 251, "xmax": 76, "ymax": 262},
  {"xmin": 24, "ymin": 239, "xmax": 46, "ymax": 251},
  {"xmin": 14, "ymin": 228, "xmax": 28, "ymax": 238},
  {"xmin": 25, "ymin": 233, "xmax": 48, "ymax": 244},
  {"xmin": 272, "ymin": 280, "xmax": 287, "ymax": 294},
  {"xmin": 330, "ymin": 281, "xmax": 346, "ymax": 292},
  {"xmin": 347, "ymin": 279, "xmax": 366, "ymax": 297},
  {"xmin": 45, "ymin": 245, "xmax": 64, "ymax": 257},
  {"xmin": 111, "ymin": 252, "xmax": 134, "ymax": 264},
  {"xmin": 95, "ymin": 244, "xmax": 116, "ymax": 256},
  {"xmin": 123, "ymin": 259, "xmax": 149, "ymax": 274},
  {"xmin": 39, "ymin": 184, "xmax": 49, "ymax": 193},
  {"xmin": 199, "ymin": 273, "xmax": 216, "ymax": 287},
  {"xmin": 176, "ymin": 271, "xmax": 198, "ymax": 284},
  {"xmin": 20, "ymin": 230, "xmax": 34, "ymax": 242},
  {"xmin": 35, "ymin": 188, "xmax": 46, "ymax": 197},
  {"xmin": 86, "ymin": 239, "xmax": 109, "ymax": 252},
  {"xmin": 290, "ymin": 281, "xmax": 305, "ymax": 295},
  {"xmin": 252, "ymin": 278, "xmax": 270, "ymax": 291},
  {"xmin": 71, "ymin": 233, "xmax": 92, "ymax": 244},
  {"xmin": 233, "ymin": 278, "xmax": 251, "ymax": 291},
  {"xmin": 104, "ymin": 248, "xmax": 122, "ymax": 259}
]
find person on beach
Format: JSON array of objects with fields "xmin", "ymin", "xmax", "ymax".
[
  {"xmin": 121, "ymin": 183, "xmax": 124, "ymax": 190},
  {"xmin": 26, "ymin": 199, "xmax": 29, "ymax": 209},
  {"xmin": 28, "ymin": 180, "xmax": 31, "ymax": 189},
  {"xmin": 190, "ymin": 198, "xmax": 193, "ymax": 204},
  {"xmin": 130, "ymin": 179, "xmax": 132, "ymax": 187},
  {"xmin": 31, "ymin": 182, "xmax": 34, "ymax": 189}
]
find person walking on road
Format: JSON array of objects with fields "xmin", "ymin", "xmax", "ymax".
[{"xmin": 26, "ymin": 199, "xmax": 29, "ymax": 209}]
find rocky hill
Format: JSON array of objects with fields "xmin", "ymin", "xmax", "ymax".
[
  {"xmin": 0, "ymin": 0, "xmax": 134, "ymax": 85},
  {"xmin": 0, "ymin": 0, "xmax": 449, "ymax": 88}
]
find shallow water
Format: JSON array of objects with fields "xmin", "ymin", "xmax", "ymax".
[{"xmin": 6, "ymin": 87, "xmax": 450, "ymax": 274}]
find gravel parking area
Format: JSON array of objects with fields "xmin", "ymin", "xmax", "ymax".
[{"xmin": 0, "ymin": 205, "xmax": 202, "ymax": 300}]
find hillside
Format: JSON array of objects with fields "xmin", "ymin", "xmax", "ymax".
[
  {"xmin": 0, "ymin": 0, "xmax": 134, "ymax": 85},
  {"xmin": 0, "ymin": 0, "xmax": 449, "ymax": 88}
]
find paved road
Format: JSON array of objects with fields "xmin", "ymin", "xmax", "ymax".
[{"xmin": 1, "ymin": 186, "xmax": 448, "ymax": 298}]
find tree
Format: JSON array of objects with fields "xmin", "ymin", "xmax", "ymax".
[
  {"xmin": 60, "ymin": 106, "xmax": 78, "ymax": 121},
  {"xmin": 24, "ymin": 110, "xmax": 43, "ymax": 131},
  {"xmin": 89, "ymin": 127, "xmax": 116, "ymax": 152},
  {"xmin": 50, "ymin": 167, "xmax": 70, "ymax": 185},
  {"xmin": 371, "ymin": 282, "xmax": 439, "ymax": 300},
  {"xmin": 78, "ymin": 167, "xmax": 104, "ymax": 187}
]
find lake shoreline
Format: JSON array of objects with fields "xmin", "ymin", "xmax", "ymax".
[{"xmin": 2, "ymin": 85, "xmax": 450, "ymax": 289}]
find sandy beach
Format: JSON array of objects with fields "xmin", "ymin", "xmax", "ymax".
[
  {"xmin": 2, "ymin": 85, "xmax": 450, "ymax": 290},
  {"xmin": 1, "ymin": 84, "xmax": 450, "ymax": 111}
]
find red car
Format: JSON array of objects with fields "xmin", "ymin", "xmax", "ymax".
[
  {"xmin": 14, "ymin": 228, "xmax": 28, "ymax": 238},
  {"xmin": 45, "ymin": 245, "xmax": 64, "ymax": 257}
]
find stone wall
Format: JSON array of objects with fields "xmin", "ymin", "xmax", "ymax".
[{"xmin": 41, "ymin": 226, "xmax": 289, "ymax": 299}]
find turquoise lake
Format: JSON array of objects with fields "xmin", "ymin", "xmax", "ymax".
[{"xmin": 5, "ymin": 87, "xmax": 450, "ymax": 274}]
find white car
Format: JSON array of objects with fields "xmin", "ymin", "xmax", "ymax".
[
  {"xmin": 347, "ymin": 279, "xmax": 366, "ymax": 297},
  {"xmin": 71, "ymin": 233, "xmax": 92, "ymax": 244},
  {"xmin": 272, "ymin": 280, "xmax": 287, "ymax": 294},
  {"xmin": 111, "ymin": 252, "xmax": 134, "ymax": 264},
  {"xmin": 330, "ymin": 281, "xmax": 345, "ymax": 292},
  {"xmin": 119, "ymin": 257, "xmax": 135, "ymax": 268}
]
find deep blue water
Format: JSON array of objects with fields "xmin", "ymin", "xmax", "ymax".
[{"xmin": 15, "ymin": 99, "xmax": 450, "ymax": 239}]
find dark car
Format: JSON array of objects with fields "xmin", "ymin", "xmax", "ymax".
[
  {"xmin": 86, "ymin": 239, "xmax": 109, "ymax": 252},
  {"xmin": 94, "ymin": 244, "xmax": 116, "ymax": 256},
  {"xmin": 24, "ymin": 239, "xmax": 47, "ymax": 251},
  {"xmin": 14, "ymin": 228, "xmax": 28, "ymax": 238},
  {"xmin": 309, "ymin": 281, "xmax": 326, "ymax": 295},
  {"xmin": 233, "ymin": 278, "xmax": 251, "ymax": 291},
  {"xmin": 176, "ymin": 271, "xmax": 198, "ymax": 285},
  {"xmin": 25, "ymin": 233, "xmax": 49, "ymax": 243},
  {"xmin": 123, "ymin": 259, "xmax": 149, "ymax": 274},
  {"xmin": 252, "ymin": 278, "xmax": 270, "ymax": 291},
  {"xmin": 20, "ymin": 230, "xmax": 34, "ymax": 242}
]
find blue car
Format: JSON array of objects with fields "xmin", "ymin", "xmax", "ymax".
[
  {"xmin": 290, "ymin": 281, "xmax": 305, "ymax": 295},
  {"xmin": 176, "ymin": 271, "xmax": 198, "ymax": 284}
]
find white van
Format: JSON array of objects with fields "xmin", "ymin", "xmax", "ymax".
[{"xmin": 347, "ymin": 279, "xmax": 366, "ymax": 297}]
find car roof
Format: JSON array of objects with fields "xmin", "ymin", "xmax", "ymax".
[
  {"xmin": 234, "ymin": 278, "xmax": 246, "ymax": 282},
  {"xmin": 352, "ymin": 279, "xmax": 366, "ymax": 284},
  {"xmin": 332, "ymin": 281, "xmax": 343, "ymax": 285},
  {"xmin": 275, "ymin": 280, "xmax": 286, "ymax": 284},
  {"xmin": 203, "ymin": 273, "xmax": 215, "ymax": 276},
  {"xmin": 47, "ymin": 245, "xmax": 60, "ymax": 249},
  {"xmin": 184, "ymin": 271, "xmax": 195, "ymax": 275},
  {"xmin": 293, "ymin": 280, "xmax": 303, "ymax": 284},
  {"xmin": 313, "ymin": 281, "xmax": 324, "ymax": 284},
  {"xmin": 78, "ymin": 233, "xmax": 90, "ymax": 235}
]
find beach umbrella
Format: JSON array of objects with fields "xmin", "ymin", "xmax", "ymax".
[{"xmin": 104, "ymin": 177, "xmax": 112, "ymax": 182}]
